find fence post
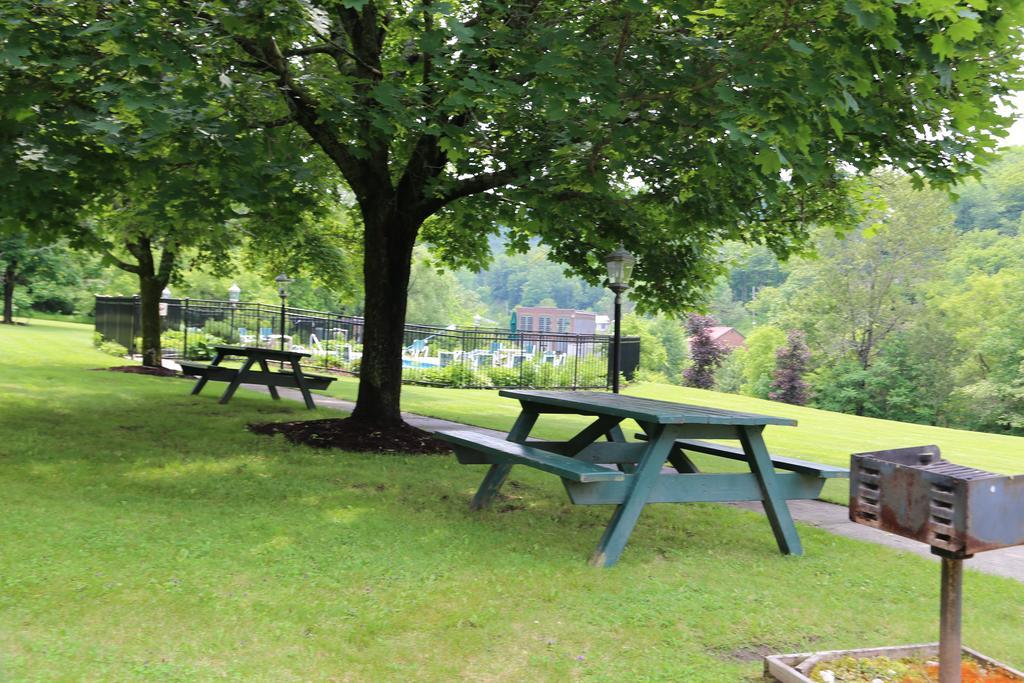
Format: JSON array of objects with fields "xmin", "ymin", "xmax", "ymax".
[{"xmin": 183, "ymin": 298, "xmax": 190, "ymax": 360}]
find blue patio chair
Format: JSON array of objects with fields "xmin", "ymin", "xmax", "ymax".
[{"xmin": 408, "ymin": 339, "xmax": 428, "ymax": 356}]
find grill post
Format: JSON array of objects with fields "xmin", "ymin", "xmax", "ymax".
[{"xmin": 939, "ymin": 555, "xmax": 963, "ymax": 683}]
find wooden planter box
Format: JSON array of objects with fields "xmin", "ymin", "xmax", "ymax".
[{"xmin": 764, "ymin": 643, "xmax": 1024, "ymax": 682}]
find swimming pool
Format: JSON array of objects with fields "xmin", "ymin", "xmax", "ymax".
[{"xmin": 402, "ymin": 359, "xmax": 440, "ymax": 369}]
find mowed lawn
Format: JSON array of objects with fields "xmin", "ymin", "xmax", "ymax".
[{"xmin": 2, "ymin": 321, "xmax": 1023, "ymax": 681}]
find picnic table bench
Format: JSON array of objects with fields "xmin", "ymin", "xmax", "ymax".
[
  {"xmin": 435, "ymin": 390, "xmax": 849, "ymax": 567},
  {"xmin": 180, "ymin": 345, "xmax": 335, "ymax": 409}
]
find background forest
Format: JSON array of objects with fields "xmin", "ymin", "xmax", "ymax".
[{"xmin": 8, "ymin": 148, "xmax": 1024, "ymax": 435}]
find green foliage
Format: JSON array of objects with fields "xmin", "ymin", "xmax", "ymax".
[
  {"xmin": 9, "ymin": 0, "xmax": 1020, "ymax": 302},
  {"xmin": 722, "ymin": 243, "xmax": 787, "ymax": 304},
  {"xmin": 634, "ymin": 368, "xmax": 672, "ymax": 385},
  {"xmin": 954, "ymin": 148, "xmax": 1024, "ymax": 234},
  {"xmin": 470, "ymin": 245, "xmax": 609, "ymax": 316},
  {"xmin": 648, "ymin": 317, "xmax": 689, "ymax": 381},
  {"xmin": 621, "ymin": 314, "xmax": 669, "ymax": 379},
  {"xmin": 160, "ymin": 329, "xmax": 226, "ymax": 361},
  {"xmin": 414, "ymin": 363, "xmax": 488, "ymax": 388},
  {"xmin": 92, "ymin": 331, "xmax": 127, "ymax": 358},
  {"xmin": 406, "ymin": 246, "xmax": 485, "ymax": 326},
  {"xmin": 705, "ymin": 279, "xmax": 754, "ymax": 333},
  {"xmin": 714, "ymin": 350, "xmax": 744, "ymax": 394},
  {"xmin": 740, "ymin": 326, "xmax": 787, "ymax": 399},
  {"xmin": 948, "ymin": 374, "xmax": 1024, "ymax": 434}
]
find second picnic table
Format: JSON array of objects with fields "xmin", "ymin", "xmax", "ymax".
[
  {"xmin": 180, "ymin": 345, "xmax": 335, "ymax": 409},
  {"xmin": 436, "ymin": 390, "xmax": 848, "ymax": 567}
]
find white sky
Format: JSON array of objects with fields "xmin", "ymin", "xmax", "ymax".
[{"xmin": 998, "ymin": 92, "xmax": 1024, "ymax": 147}]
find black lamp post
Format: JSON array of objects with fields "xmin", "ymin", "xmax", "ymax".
[
  {"xmin": 228, "ymin": 283, "xmax": 241, "ymax": 344},
  {"xmin": 605, "ymin": 245, "xmax": 636, "ymax": 393},
  {"xmin": 274, "ymin": 273, "xmax": 291, "ymax": 353}
]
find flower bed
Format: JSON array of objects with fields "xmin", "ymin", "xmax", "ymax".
[{"xmin": 765, "ymin": 644, "xmax": 1024, "ymax": 683}]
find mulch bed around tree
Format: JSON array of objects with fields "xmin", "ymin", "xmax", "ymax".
[
  {"xmin": 101, "ymin": 365, "xmax": 180, "ymax": 377},
  {"xmin": 247, "ymin": 418, "xmax": 453, "ymax": 455}
]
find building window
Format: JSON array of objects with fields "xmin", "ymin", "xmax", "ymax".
[
  {"xmin": 557, "ymin": 317, "xmax": 571, "ymax": 333},
  {"xmin": 539, "ymin": 316, "xmax": 552, "ymax": 332},
  {"xmin": 520, "ymin": 315, "xmax": 533, "ymax": 331}
]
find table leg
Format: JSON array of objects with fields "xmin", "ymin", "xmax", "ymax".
[
  {"xmin": 739, "ymin": 426, "xmax": 803, "ymax": 556},
  {"xmin": 258, "ymin": 358, "xmax": 280, "ymax": 400},
  {"xmin": 590, "ymin": 424, "xmax": 677, "ymax": 568},
  {"xmin": 289, "ymin": 358, "xmax": 315, "ymax": 409},
  {"xmin": 667, "ymin": 443, "xmax": 700, "ymax": 474},
  {"xmin": 191, "ymin": 349, "xmax": 225, "ymax": 395},
  {"xmin": 603, "ymin": 424, "xmax": 637, "ymax": 473},
  {"xmin": 470, "ymin": 409, "xmax": 538, "ymax": 511},
  {"xmin": 565, "ymin": 416, "xmax": 623, "ymax": 455},
  {"xmin": 219, "ymin": 357, "xmax": 255, "ymax": 405}
]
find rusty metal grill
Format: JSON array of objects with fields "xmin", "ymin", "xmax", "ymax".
[
  {"xmin": 850, "ymin": 445, "xmax": 1024, "ymax": 558},
  {"xmin": 849, "ymin": 445, "xmax": 1024, "ymax": 683}
]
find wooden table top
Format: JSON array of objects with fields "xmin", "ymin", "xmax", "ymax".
[
  {"xmin": 213, "ymin": 345, "xmax": 311, "ymax": 360},
  {"xmin": 499, "ymin": 390, "xmax": 797, "ymax": 426}
]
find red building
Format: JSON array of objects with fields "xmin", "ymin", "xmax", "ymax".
[
  {"xmin": 515, "ymin": 306, "xmax": 597, "ymax": 335},
  {"xmin": 703, "ymin": 326, "xmax": 746, "ymax": 350}
]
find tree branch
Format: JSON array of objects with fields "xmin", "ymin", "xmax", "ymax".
[
  {"xmin": 157, "ymin": 243, "xmax": 178, "ymax": 285},
  {"xmin": 418, "ymin": 163, "xmax": 530, "ymax": 217},
  {"xmin": 105, "ymin": 250, "xmax": 141, "ymax": 275},
  {"xmin": 232, "ymin": 34, "xmax": 371, "ymax": 197},
  {"xmin": 282, "ymin": 42, "xmax": 382, "ymax": 77},
  {"xmin": 256, "ymin": 115, "xmax": 296, "ymax": 129}
]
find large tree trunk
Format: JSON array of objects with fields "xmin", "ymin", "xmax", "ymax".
[
  {"xmin": 138, "ymin": 274, "xmax": 164, "ymax": 367},
  {"xmin": 2, "ymin": 259, "xmax": 15, "ymax": 324},
  {"xmin": 114, "ymin": 236, "xmax": 175, "ymax": 367},
  {"xmin": 351, "ymin": 210, "xmax": 419, "ymax": 426}
]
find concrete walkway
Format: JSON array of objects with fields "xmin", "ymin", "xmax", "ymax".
[{"xmin": 188, "ymin": 372, "xmax": 1024, "ymax": 583}]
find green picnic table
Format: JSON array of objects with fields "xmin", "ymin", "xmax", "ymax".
[
  {"xmin": 180, "ymin": 345, "xmax": 335, "ymax": 409},
  {"xmin": 435, "ymin": 390, "xmax": 848, "ymax": 567}
]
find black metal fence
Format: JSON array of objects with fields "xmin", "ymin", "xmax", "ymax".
[{"xmin": 94, "ymin": 295, "xmax": 640, "ymax": 390}]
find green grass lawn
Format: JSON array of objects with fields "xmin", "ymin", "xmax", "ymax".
[{"xmin": 2, "ymin": 321, "xmax": 1023, "ymax": 681}]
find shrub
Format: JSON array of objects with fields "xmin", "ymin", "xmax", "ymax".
[
  {"xmin": 98, "ymin": 339, "xmax": 128, "ymax": 357},
  {"xmin": 201, "ymin": 319, "xmax": 234, "ymax": 341},
  {"xmin": 487, "ymin": 366, "xmax": 522, "ymax": 387},
  {"xmin": 683, "ymin": 314, "xmax": 728, "ymax": 389},
  {"xmin": 93, "ymin": 331, "xmax": 128, "ymax": 357},
  {"xmin": 161, "ymin": 329, "xmax": 225, "ymax": 360},
  {"xmin": 769, "ymin": 330, "xmax": 811, "ymax": 405},
  {"xmin": 634, "ymin": 368, "xmax": 670, "ymax": 385}
]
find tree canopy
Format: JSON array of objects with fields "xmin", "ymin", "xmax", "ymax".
[{"xmin": 4, "ymin": 0, "xmax": 1022, "ymax": 423}]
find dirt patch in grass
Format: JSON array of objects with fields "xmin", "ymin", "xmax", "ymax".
[
  {"xmin": 247, "ymin": 417, "xmax": 453, "ymax": 454},
  {"xmin": 101, "ymin": 365, "xmax": 180, "ymax": 377},
  {"xmin": 722, "ymin": 644, "xmax": 780, "ymax": 662}
]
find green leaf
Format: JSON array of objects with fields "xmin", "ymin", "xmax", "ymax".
[
  {"xmin": 438, "ymin": 136, "xmax": 464, "ymax": 163},
  {"xmin": 0, "ymin": 42, "xmax": 30, "ymax": 67},
  {"xmin": 842, "ymin": 91, "xmax": 860, "ymax": 113},
  {"xmin": 948, "ymin": 18, "xmax": 981, "ymax": 43},
  {"xmin": 828, "ymin": 114, "xmax": 845, "ymax": 140},
  {"xmin": 787, "ymin": 39, "xmax": 813, "ymax": 55},
  {"xmin": 449, "ymin": 22, "xmax": 475, "ymax": 44},
  {"xmin": 844, "ymin": 0, "xmax": 881, "ymax": 29},
  {"xmin": 371, "ymin": 82, "xmax": 403, "ymax": 110},
  {"xmin": 934, "ymin": 61, "xmax": 953, "ymax": 90},
  {"xmin": 756, "ymin": 148, "xmax": 782, "ymax": 174}
]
